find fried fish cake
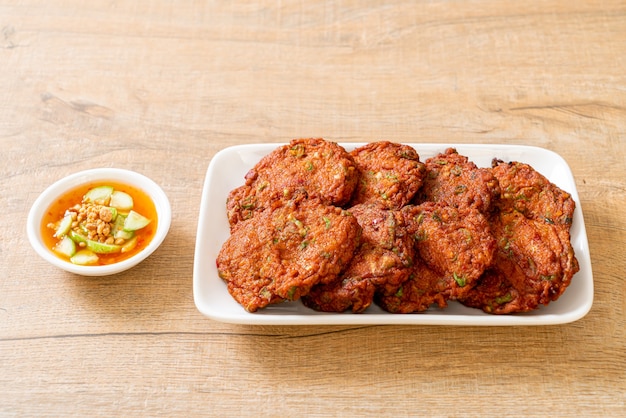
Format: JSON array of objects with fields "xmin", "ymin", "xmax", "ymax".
[
  {"xmin": 301, "ymin": 276, "xmax": 377, "ymax": 314},
  {"xmin": 459, "ymin": 210, "xmax": 579, "ymax": 313},
  {"xmin": 391, "ymin": 203, "xmax": 496, "ymax": 310},
  {"xmin": 491, "ymin": 159, "xmax": 576, "ymax": 226},
  {"xmin": 459, "ymin": 161, "xmax": 578, "ymax": 314},
  {"xmin": 349, "ymin": 141, "xmax": 426, "ymax": 209},
  {"xmin": 376, "ymin": 204, "xmax": 496, "ymax": 314},
  {"xmin": 302, "ymin": 203, "xmax": 414, "ymax": 313},
  {"xmin": 375, "ymin": 258, "xmax": 447, "ymax": 313},
  {"xmin": 216, "ymin": 199, "xmax": 361, "ymax": 312},
  {"xmin": 415, "ymin": 148, "xmax": 500, "ymax": 214},
  {"xmin": 377, "ymin": 203, "xmax": 497, "ymax": 315},
  {"xmin": 227, "ymin": 138, "xmax": 358, "ymax": 229}
]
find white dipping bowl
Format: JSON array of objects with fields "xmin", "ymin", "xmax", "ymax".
[{"xmin": 27, "ymin": 168, "xmax": 171, "ymax": 276}]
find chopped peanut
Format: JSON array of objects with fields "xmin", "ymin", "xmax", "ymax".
[{"xmin": 51, "ymin": 201, "xmax": 127, "ymax": 245}]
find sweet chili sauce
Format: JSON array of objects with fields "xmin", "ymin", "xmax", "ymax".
[{"xmin": 41, "ymin": 181, "xmax": 158, "ymax": 265}]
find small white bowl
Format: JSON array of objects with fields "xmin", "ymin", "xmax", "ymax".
[{"xmin": 27, "ymin": 168, "xmax": 171, "ymax": 276}]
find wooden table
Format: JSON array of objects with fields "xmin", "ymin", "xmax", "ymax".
[{"xmin": 1, "ymin": 1, "xmax": 624, "ymax": 416}]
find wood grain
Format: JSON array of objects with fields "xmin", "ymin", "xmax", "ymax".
[{"xmin": 1, "ymin": 0, "xmax": 625, "ymax": 416}]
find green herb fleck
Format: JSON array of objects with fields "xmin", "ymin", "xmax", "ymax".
[
  {"xmin": 494, "ymin": 293, "xmax": 513, "ymax": 304},
  {"xmin": 453, "ymin": 272, "xmax": 466, "ymax": 287},
  {"xmin": 292, "ymin": 218, "xmax": 308, "ymax": 236},
  {"xmin": 287, "ymin": 286, "xmax": 298, "ymax": 300},
  {"xmin": 414, "ymin": 231, "xmax": 427, "ymax": 242},
  {"xmin": 241, "ymin": 196, "xmax": 256, "ymax": 210},
  {"xmin": 260, "ymin": 287, "xmax": 272, "ymax": 300},
  {"xmin": 289, "ymin": 144, "xmax": 305, "ymax": 158}
]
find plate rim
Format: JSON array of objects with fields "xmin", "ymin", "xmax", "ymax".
[{"xmin": 193, "ymin": 142, "xmax": 593, "ymax": 325}]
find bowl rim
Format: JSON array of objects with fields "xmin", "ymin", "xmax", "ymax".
[{"xmin": 27, "ymin": 168, "xmax": 171, "ymax": 276}]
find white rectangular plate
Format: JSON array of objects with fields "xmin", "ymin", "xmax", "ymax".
[{"xmin": 193, "ymin": 143, "xmax": 593, "ymax": 325}]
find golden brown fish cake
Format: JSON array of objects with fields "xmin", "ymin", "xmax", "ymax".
[
  {"xmin": 302, "ymin": 277, "xmax": 376, "ymax": 313},
  {"xmin": 459, "ymin": 160, "xmax": 579, "ymax": 314},
  {"xmin": 226, "ymin": 138, "xmax": 358, "ymax": 229},
  {"xmin": 375, "ymin": 258, "xmax": 448, "ymax": 313},
  {"xmin": 415, "ymin": 148, "xmax": 500, "ymax": 214},
  {"xmin": 402, "ymin": 203, "xmax": 497, "ymax": 301},
  {"xmin": 460, "ymin": 210, "xmax": 579, "ymax": 313},
  {"xmin": 377, "ymin": 204, "xmax": 496, "ymax": 314},
  {"xmin": 216, "ymin": 198, "xmax": 361, "ymax": 312},
  {"xmin": 349, "ymin": 141, "xmax": 426, "ymax": 210},
  {"xmin": 491, "ymin": 159, "xmax": 575, "ymax": 226},
  {"xmin": 302, "ymin": 203, "xmax": 414, "ymax": 313}
]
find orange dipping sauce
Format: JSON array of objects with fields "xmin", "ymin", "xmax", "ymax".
[{"xmin": 41, "ymin": 181, "xmax": 158, "ymax": 265}]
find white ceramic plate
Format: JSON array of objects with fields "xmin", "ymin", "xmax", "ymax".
[{"xmin": 193, "ymin": 143, "xmax": 593, "ymax": 325}]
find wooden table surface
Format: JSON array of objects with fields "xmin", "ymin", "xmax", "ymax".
[{"xmin": 1, "ymin": 1, "xmax": 625, "ymax": 416}]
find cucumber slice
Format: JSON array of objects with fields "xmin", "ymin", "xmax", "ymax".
[
  {"xmin": 114, "ymin": 228, "xmax": 135, "ymax": 240},
  {"xmin": 54, "ymin": 215, "xmax": 73, "ymax": 238},
  {"xmin": 123, "ymin": 210, "xmax": 151, "ymax": 231},
  {"xmin": 111, "ymin": 215, "xmax": 134, "ymax": 240},
  {"xmin": 112, "ymin": 214, "xmax": 125, "ymax": 229},
  {"xmin": 69, "ymin": 230, "xmax": 87, "ymax": 244},
  {"xmin": 84, "ymin": 185, "xmax": 114, "ymax": 204},
  {"xmin": 86, "ymin": 239, "xmax": 121, "ymax": 254},
  {"xmin": 53, "ymin": 236, "xmax": 76, "ymax": 257},
  {"xmin": 79, "ymin": 223, "xmax": 90, "ymax": 235},
  {"xmin": 120, "ymin": 236, "xmax": 138, "ymax": 253},
  {"xmin": 70, "ymin": 250, "xmax": 99, "ymax": 265},
  {"xmin": 109, "ymin": 191, "xmax": 134, "ymax": 211}
]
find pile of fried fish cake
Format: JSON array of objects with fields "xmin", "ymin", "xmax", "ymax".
[{"xmin": 216, "ymin": 138, "xmax": 579, "ymax": 314}]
